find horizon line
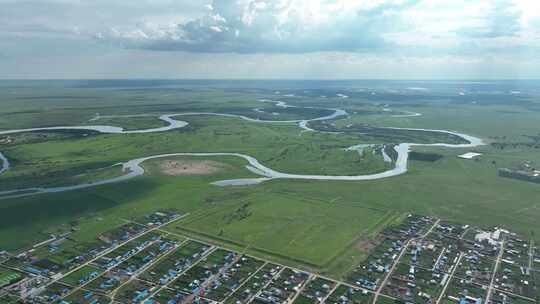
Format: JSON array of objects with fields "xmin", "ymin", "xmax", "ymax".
[{"xmin": 1, "ymin": 78, "xmax": 540, "ymax": 81}]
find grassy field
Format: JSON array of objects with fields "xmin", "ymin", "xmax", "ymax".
[
  {"xmin": 169, "ymin": 192, "xmax": 397, "ymax": 268},
  {"xmin": 84, "ymin": 115, "xmax": 169, "ymax": 130},
  {"xmin": 2, "ymin": 142, "xmax": 539, "ymax": 276},
  {"xmin": 259, "ymin": 146, "xmax": 540, "ymax": 242},
  {"xmin": 2, "ymin": 81, "xmax": 540, "ymax": 279},
  {"xmin": 340, "ymin": 103, "xmax": 540, "ymax": 140},
  {"xmin": 0, "ymin": 115, "xmax": 391, "ymax": 191}
]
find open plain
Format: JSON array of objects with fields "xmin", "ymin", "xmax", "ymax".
[{"xmin": 1, "ymin": 80, "xmax": 540, "ymax": 303}]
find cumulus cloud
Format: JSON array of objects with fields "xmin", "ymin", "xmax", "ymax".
[
  {"xmin": 98, "ymin": 0, "xmax": 421, "ymax": 53},
  {"xmin": 2, "ymin": 0, "xmax": 540, "ymax": 78},
  {"xmin": 3, "ymin": 0, "xmax": 537, "ymax": 56},
  {"xmin": 91, "ymin": 0, "xmax": 540, "ymax": 56}
]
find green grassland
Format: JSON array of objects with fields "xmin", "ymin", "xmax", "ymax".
[
  {"xmin": 2, "ymin": 83, "xmax": 540, "ymax": 279},
  {"xmin": 170, "ymin": 192, "xmax": 397, "ymax": 268},
  {"xmin": 84, "ymin": 116, "xmax": 169, "ymax": 131},
  {"xmin": 339, "ymin": 103, "xmax": 540, "ymax": 140},
  {"xmin": 2, "ymin": 142, "xmax": 539, "ymax": 277},
  {"xmin": 0, "ymin": 86, "xmax": 263, "ymax": 129},
  {"xmin": 0, "ymin": 86, "xmax": 330, "ymax": 130},
  {"xmin": 0, "ymin": 115, "xmax": 391, "ymax": 192}
]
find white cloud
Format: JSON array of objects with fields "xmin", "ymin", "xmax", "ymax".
[
  {"xmin": 96, "ymin": 0, "xmax": 422, "ymax": 53},
  {"xmin": 86, "ymin": 0, "xmax": 539, "ymax": 57},
  {"xmin": 1, "ymin": 0, "xmax": 540, "ymax": 78}
]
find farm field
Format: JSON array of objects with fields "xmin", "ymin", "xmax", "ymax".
[{"xmin": 169, "ymin": 193, "xmax": 398, "ymax": 270}]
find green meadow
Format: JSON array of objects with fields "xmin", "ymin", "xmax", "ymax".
[{"xmin": 1, "ymin": 82, "xmax": 540, "ymax": 278}]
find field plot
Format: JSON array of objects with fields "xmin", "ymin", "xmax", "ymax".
[
  {"xmin": 326, "ymin": 285, "xmax": 374, "ymax": 304},
  {"xmin": 62, "ymin": 289, "xmax": 111, "ymax": 304},
  {"xmin": 440, "ymin": 276, "xmax": 487, "ymax": 304},
  {"xmin": 494, "ymin": 262, "xmax": 536, "ymax": 300},
  {"xmin": 400, "ymin": 235, "xmax": 459, "ymax": 274},
  {"xmin": 168, "ymin": 249, "xmax": 236, "ymax": 295},
  {"xmin": 253, "ymin": 268, "xmax": 310, "ymax": 304},
  {"xmin": 295, "ymin": 277, "xmax": 336, "ymax": 304},
  {"xmin": 345, "ymin": 238, "xmax": 401, "ymax": 290},
  {"xmin": 86, "ymin": 271, "xmax": 127, "ymax": 294},
  {"xmin": 4, "ymin": 237, "xmax": 108, "ymax": 279},
  {"xmin": 502, "ymin": 236, "xmax": 532, "ymax": 269},
  {"xmin": 94, "ymin": 232, "xmax": 164, "ymax": 269},
  {"xmin": 435, "ymin": 221, "xmax": 467, "ymax": 239},
  {"xmin": 114, "ymin": 278, "xmax": 157, "ymax": 303},
  {"xmin": 224, "ymin": 263, "xmax": 283, "ymax": 304},
  {"xmin": 112, "ymin": 237, "xmax": 177, "ymax": 275},
  {"xmin": 148, "ymin": 287, "xmax": 214, "ymax": 304},
  {"xmin": 382, "ymin": 262, "xmax": 444, "ymax": 303},
  {"xmin": 34, "ymin": 282, "xmax": 73, "ymax": 303},
  {"xmin": 59, "ymin": 265, "xmax": 102, "ymax": 287},
  {"xmin": 0, "ymin": 270, "xmax": 23, "ymax": 288},
  {"xmin": 205, "ymin": 255, "xmax": 265, "ymax": 302},
  {"xmin": 455, "ymin": 251, "xmax": 496, "ymax": 286},
  {"xmin": 533, "ymin": 270, "xmax": 540, "ymax": 302},
  {"xmin": 488, "ymin": 291, "xmax": 537, "ymax": 304},
  {"xmin": 100, "ymin": 222, "xmax": 150, "ymax": 244},
  {"xmin": 147, "ymin": 288, "xmax": 190, "ymax": 303},
  {"xmin": 0, "ymin": 294, "xmax": 23, "ymax": 303},
  {"xmin": 374, "ymin": 297, "xmax": 395, "ymax": 304},
  {"xmin": 138, "ymin": 240, "xmax": 211, "ymax": 285},
  {"xmin": 172, "ymin": 193, "xmax": 396, "ymax": 269}
]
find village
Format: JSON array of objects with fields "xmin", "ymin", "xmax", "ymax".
[{"xmin": 1, "ymin": 211, "xmax": 539, "ymax": 304}]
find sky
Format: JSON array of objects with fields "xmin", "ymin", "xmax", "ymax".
[{"xmin": 1, "ymin": 0, "xmax": 539, "ymax": 79}]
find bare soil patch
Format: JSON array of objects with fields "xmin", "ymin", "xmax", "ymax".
[
  {"xmin": 355, "ymin": 239, "xmax": 376, "ymax": 252},
  {"xmin": 156, "ymin": 159, "xmax": 231, "ymax": 176}
]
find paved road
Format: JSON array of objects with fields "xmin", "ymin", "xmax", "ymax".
[
  {"xmin": 529, "ymin": 239, "xmax": 535, "ymax": 270},
  {"xmin": 485, "ymin": 240, "xmax": 505, "ymax": 303},
  {"xmin": 436, "ymin": 252, "xmax": 464, "ymax": 304},
  {"xmin": 287, "ymin": 273, "xmax": 314, "ymax": 304}
]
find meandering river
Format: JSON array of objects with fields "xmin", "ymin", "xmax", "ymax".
[{"xmin": 0, "ymin": 100, "xmax": 484, "ymax": 199}]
